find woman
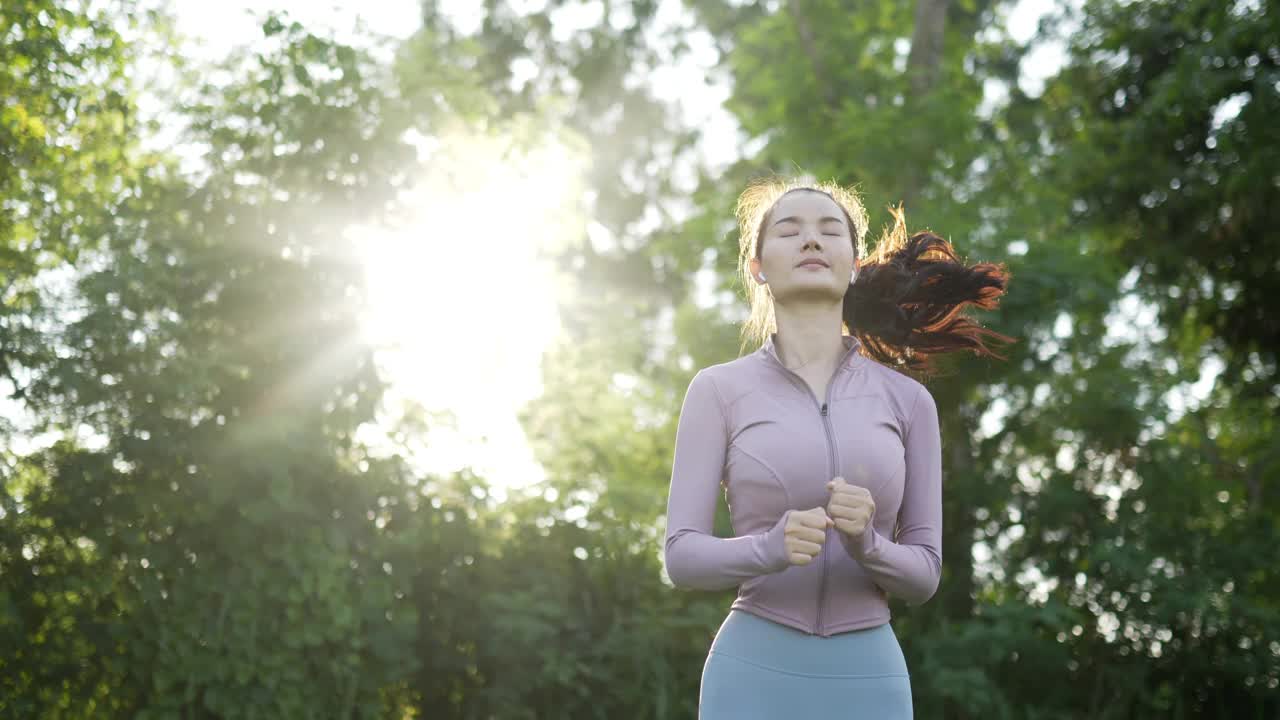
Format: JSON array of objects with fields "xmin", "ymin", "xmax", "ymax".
[{"xmin": 663, "ymin": 176, "xmax": 1013, "ymax": 718}]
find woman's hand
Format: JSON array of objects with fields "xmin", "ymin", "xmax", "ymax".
[
  {"xmin": 784, "ymin": 507, "xmax": 833, "ymax": 566},
  {"xmin": 826, "ymin": 476, "xmax": 875, "ymax": 542}
]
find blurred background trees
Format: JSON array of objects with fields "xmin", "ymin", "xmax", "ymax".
[{"xmin": 1, "ymin": 0, "xmax": 1275, "ymax": 717}]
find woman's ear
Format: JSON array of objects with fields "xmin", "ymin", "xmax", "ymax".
[{"xmin": 749, "ymin": 256, "xmax": 765, "ymax": 284}]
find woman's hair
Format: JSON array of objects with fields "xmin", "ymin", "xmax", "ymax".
[{"xmin": 735, "ymin": 175, "xmax": 1015, "ymax": 378}]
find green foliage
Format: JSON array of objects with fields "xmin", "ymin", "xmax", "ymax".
[
  {"xmin": 1, "ymin": 0, "xmax": 140, "ymax": 425},
  {"xmin": 2, "ymin": 5, "xmax": 424, "ymax": 717},
  {"xmin": 1038, "ymin": 0, "xmax": 1280, "ymax": 390}
]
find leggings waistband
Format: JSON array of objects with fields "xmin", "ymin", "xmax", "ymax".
[{"xmin": 708, "ymin": 609, "xmax": 909, "ymax": 678}]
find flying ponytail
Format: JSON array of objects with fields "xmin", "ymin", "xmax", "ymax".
[{"xmin": 845, "ymin": 205, "xmax": 1015, "ymax": 377}]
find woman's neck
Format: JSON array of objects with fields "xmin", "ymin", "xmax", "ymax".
[{"xmin": 773, "ymin": 302, "xmax": 846, "ymax": 373}]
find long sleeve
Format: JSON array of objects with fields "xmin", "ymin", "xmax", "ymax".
[
  {"xmin": 663, "ymin": 370, "xmax": 792, "ymax": 591},
  {"xmin": 841, "ymin": 384, "xmax": 943, "ymax": 606}
]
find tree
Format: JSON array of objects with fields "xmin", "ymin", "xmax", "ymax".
[
  {"xmin": 3, "ymin": 8, "xmax": 429, "ymax": 716},
  {"xmin": 1006, "ymin": 0, "xmax": 1280, "ymax": 714}
]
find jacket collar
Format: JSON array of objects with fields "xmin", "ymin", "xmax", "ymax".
[{"xmin": 759, "ymin": 332, "xmax": 865, "ymax": 373}]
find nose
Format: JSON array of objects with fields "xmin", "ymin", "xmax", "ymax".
[{"xmin": 802, "ymin": 231, "xmax": 823, "ymax": 250}]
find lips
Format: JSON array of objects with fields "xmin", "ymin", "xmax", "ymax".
[{"xmin": 797, "ymin": 258, "xmax": 830, "ymax": 268}]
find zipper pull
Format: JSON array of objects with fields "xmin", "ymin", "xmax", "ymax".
[{"xmin": 820, "ymin": 403, "xmax": 828, "ymax": 416}]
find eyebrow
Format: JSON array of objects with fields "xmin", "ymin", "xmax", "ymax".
[{"xmin": 772, "ymin": 215, "xmax": 845, "ymax": 226}]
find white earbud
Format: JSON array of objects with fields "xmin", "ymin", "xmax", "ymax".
[
  {"xmin": 757, "ymin": 272, "xmax": 767, "ymax": 283},
  {"xmin": 850, "ymin": 267, "xmax": 858, "ymax": 284}
]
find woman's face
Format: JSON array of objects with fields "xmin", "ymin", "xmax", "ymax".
[{"xmin": 751, "ymin": 190, "xmax": 857, "ymax": 303}]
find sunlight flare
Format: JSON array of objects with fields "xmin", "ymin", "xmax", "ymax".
[{"xmin": 350, "ymin": 127, "xmax": 587, "ymax": 493}]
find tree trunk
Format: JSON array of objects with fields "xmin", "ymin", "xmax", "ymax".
[
  {"xmin": 901, "ymin": 0, "xmax": 951, "ymax": 210},
  {"xmin": 944, "ymin": 404, "xmax": 977, "ymax": 620},
  {"xmin": 787, "ymin": 0, "xmax": 837, "ymax": 110},
  {"xmin": 906, "ymin": 0, "xmax": 950, "ymax": 97}
]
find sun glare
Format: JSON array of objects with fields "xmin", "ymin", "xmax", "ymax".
[{"xmin": 351, "ymin": 128, "xmax": 587, "ymax": 494}]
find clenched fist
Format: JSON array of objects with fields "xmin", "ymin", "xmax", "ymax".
[
  {"xmin": 826, "ymin": 476, "xmax": 875, "ymax": 542},
  {"xmin": 783, "ymin": 507, "xmax": 833, "ymax": 566}
]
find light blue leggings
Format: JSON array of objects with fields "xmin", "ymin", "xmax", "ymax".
[{"xmin": 699, "ymin": 609, "xmax": 913, "ymax": 719}]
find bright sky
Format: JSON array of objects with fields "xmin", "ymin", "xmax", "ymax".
[{"xmin": 157, "ymin": 0, "xmax": 1067, "ymax": 499}]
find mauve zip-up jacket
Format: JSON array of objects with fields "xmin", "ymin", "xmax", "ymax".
[{"xmin": 663, "ymin": 333, "xmax": 943, "ymax": 637}]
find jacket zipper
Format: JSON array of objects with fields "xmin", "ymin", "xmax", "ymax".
[
  {"xmin": 766, "ymin": 341, "xmax": 855, "ymax": 637},
  {"xmin": 816, "ymin": 389, "xmax": 837, "ymax": 636}
]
